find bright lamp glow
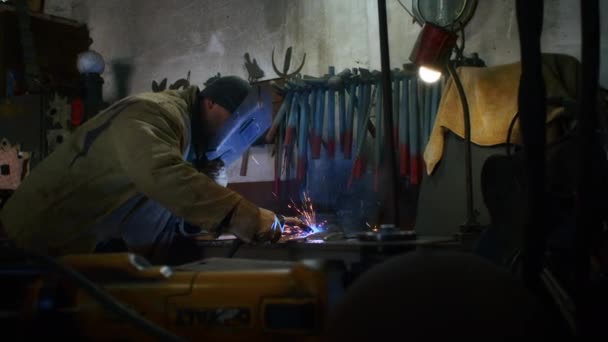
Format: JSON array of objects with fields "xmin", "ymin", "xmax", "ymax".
[{"xmin": 418, "ymin": 66, "xmax": 442, "ymax": 83}]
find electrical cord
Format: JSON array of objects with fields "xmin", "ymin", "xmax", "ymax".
[
  {"xmin": 397, "ymin": 0, "xmax": 422, "ymax": 26},
  {"xmin": 5, "ymin": 247, "xmax": 187, "ymax": 342},
  {"xmin": 227, "ymin": 239, "xmax": 243, "ymax": 258},
  {"xmin": 506, "ymin": 112, "xmax": 520, "ymax": 157},
  {"xmin": 506, "ymin": 97, "xmax": 578, "ymax": 157}
]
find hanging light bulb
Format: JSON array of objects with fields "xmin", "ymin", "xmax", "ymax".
[
  {"xmin": 76, "ymin": 50, "xmax": 105, "ymax": 75},
  {"xmin": 418, "ymin": 66, "xmax": 442, "ymax": 83}
]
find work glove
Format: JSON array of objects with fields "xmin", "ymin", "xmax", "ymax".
[
  {"xmin": 256, "ymin": 208, "xmax": 284, "ymax": 243},
  {"xmin": 200, "ymin": 159, "xmax": 228, "ymax": 187}
]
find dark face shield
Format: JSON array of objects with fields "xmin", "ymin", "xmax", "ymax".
[{"xmin": 205, "ymin": 85, "xmax": 272, "ymax": 166}]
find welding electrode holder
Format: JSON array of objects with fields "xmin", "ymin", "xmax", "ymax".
[{"xmin": 277, "ymin": 214, "xmax": 287, "ymax": 227}]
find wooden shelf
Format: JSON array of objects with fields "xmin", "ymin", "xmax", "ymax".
[
  {"xmin": 0, "ymin": 3, "xmax": 84, "ymax": 27},
  {"xmin": 0, "ymin": 3, "xmax": 91, "ymax": 97}
]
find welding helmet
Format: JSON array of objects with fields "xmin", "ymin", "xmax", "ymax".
[{"xmin": 205, "ymin": 84, "xmax": 272, "ymax": 166}]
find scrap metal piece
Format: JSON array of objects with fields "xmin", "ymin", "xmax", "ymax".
[
  {"xmin": 152, "ymin": 78, "xmax": 167, "ymax": 92},
  {"xmin": 47, "ymin": 93, "xmax": 71, "ymax": 129},
  {"xmin": 46, "ymin": 129, "xmax": 71, "ymax": 154},
  {"xmin": 169, "ymin": 71, "xmax": 191, "ymax": 90},
  {"xmin": 0, "ymin": 138, "xmax": 31, "ymax": 190},
  {"xmin": 272, "ymin": 47, "xmax": 306, "ymax": 80},
  {"xmin": 244, "ymin": 53, "xmax": 265, "ymax": 83}
]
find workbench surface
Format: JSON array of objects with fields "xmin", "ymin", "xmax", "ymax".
[{"xmin": 195, "ymin": 235, "xmax": 460, "ymax": 263}]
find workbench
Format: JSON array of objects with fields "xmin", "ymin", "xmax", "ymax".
[{"xmin": 196, "ymin": 235, "xmax": 461, "ymax": 266}]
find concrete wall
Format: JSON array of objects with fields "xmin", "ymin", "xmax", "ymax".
[
  {"xmin": 44, "ymin": 0, "xmax": 608, "ymax": 88},
  {"xmin": 44, "ymin": 0, "xmax": 607, "ymax": 185},
  {"xmin": 285, "ymin": 0, "xmax": 605, "ymax": 78}
]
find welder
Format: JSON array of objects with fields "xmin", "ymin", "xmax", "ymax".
[{"xmin": 0, "ymin": 76, "xmax": 285, "ymax": 264}]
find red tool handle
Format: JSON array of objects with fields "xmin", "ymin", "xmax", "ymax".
[
  {"xmin": 343, "ymin": 131, "xmax": 353, "ymax": 159},
  {"xmin": 71, "ymin": 98, "xmax": 85, "ymax": 127},
  {"xmin": 296, "ymin": 156, "xmax": 307, "ymax": 181},
  {"xmin": 327, "ymin": 138, "xmax": 336, "ymax": 159},
  {"xmin": 399, "ymin": 144, "xmax": 409, "ymax": 177},
  {"xmin": 410, "ymin": 154, "xmax": 422, "ymax": 185},
  {"xmin": 347, "ymin": 156, "xmax": 366, "ymax": 189}
]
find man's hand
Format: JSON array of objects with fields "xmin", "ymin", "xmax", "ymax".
[
  {"xmin": 256, "ymin": 208, "xmax": 283, "ymax": 243},
  {"xmin": 280, "ymin": 216, "xmax": 312, "ymax": 232}
]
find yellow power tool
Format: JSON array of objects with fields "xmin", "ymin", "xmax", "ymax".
[{"xmin": 3, "ymin": 252, "xmax": 335, "ymax": 341}]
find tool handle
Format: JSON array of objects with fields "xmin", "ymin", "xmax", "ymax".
[
  {"xmin": 327, "ymin": 87, "xmax": 336, "ymax": 159},
  {"xmin": 338, "ymin": 88, "xmax": 346, "ymax": 151},
  {"xmin": 392, "ymin": 77, "xmax": 401, "ymax": 149},
  {"xmin": 344, "ymin": 83, "xmax": 357, "ymax": 158},
  {"xmin": 266, "ymin": 91, "xmax": 293, "ymax": 142},
  {"xmin": 399, "ymin": 78, "xmax": 410, "ymax": 177},
  {"xmin": 297, "ymin": 92, "xmax": 310, "ymax": 180},
  {"xmin": 311, "ymin": 88, "xmax": 325, "ymax": 159}
]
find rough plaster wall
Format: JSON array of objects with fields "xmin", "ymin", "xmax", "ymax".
[
  {"xmin": 44, "ymin": 0, "xmax": 607, "ymax": 184},
  {"xmin": 284, "ymin": 0, "xmax": 604, "ymax": 78},
  {"xmin": 126, "ymin": 0, "xmax": 287, "ymax": 96},
  {"xmin": 45, "ymin": 0, "xmax": 608, "ymax": 91},
  {"xmin": 464, "ymin": 0, "xmax": 584, "ymax": 67},
  {"xmin": 124, "ymin": 0, "xmax": 288, "ymax": 183}
]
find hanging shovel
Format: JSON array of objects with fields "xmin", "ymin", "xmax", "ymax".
[
  {"xmin": 373, "ymin": 82, "xmax": 384, "ymax": 192},
  {"xmin": 266, "ymin": 91, "xmax": 294, "ymax": 142},
  {"xmin": 326, "ymin": 66, "xmax": 337, "ymax": 159},
  {"xmin": 297, "ymin": 91, "xmax": 311, "ymax": 181},
  {"xmin": 348, "ymin": 80, "xmax": 375, "ymax": 187},
  {"xmin": 283, "ymin": 91, "xmax": 300, "ymax": 183},
  {"xmin": 329, "ymin": 68, "xmax": 350, "ymax": 154},
  {"xmin": 311, "ymin": 87, "xmax": 325, "ymax": 159},
  {"xmin": 274, "ymin": 116, "xmax": 286, "ymax": 196},
  {"xmin": 343, "ymin": 74, "xmax": 358, "ymax": 159}
]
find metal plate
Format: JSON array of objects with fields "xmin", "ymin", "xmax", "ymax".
[{"xmin": 357, "ymin": 230, "xmax": 417, "ymax": 242}]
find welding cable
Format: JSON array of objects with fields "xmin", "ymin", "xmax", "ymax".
[
  {"xmin": 506, "ymin": 97, "xmax": 578, "ymax": 157},
  {"xmin": 9, "ymin": 247, "xmax": 187, "ymax": 342},
  {"xmin": 227, "ymin": 239, "xmax": 243, "ymax": 258},
  {"xmin": 506, "ymin": 112, "xmax": 520, "ymax": 157}
]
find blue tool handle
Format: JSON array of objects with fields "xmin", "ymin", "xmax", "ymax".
[
  {"xmin": 298, "ymin": 92, "xmax": 310, "ymax": 155},
  {"xmin": 374, "ymin": 82, "xmax": 383, "ymax": 167},
  {"xmin": 346, "ymin": 83, "xmax": 357, "ymax": 128},
  {"xmin": 287, "ymin": 92, "xmax": 300, "ymax": 127},
  {"xmin": 355, "ymin": 82, "xmax": 373, "ymax": 157},
  {"xmin": 338, "ymin": 88, "xmax": 346, "ymax": 144},
  {"xmin": 327, "ymin": 87, "xmax": 334, "ymax": 138},
  {"xmin": 316, "ymin": 88, "xmax": 325, "ymax": 135}
]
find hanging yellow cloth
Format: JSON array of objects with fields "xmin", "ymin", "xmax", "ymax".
[{"xmin": 424, "ymin": 53, "xmax": 580, "ymax": 175}]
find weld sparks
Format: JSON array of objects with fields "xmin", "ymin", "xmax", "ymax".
[
  {"xmin": 366, "ymin": 222, "xmax": 379, "ymax": 232},
  {"xmin": 287, "ymin": 192, "xmax": 326, "ymax": 234}
]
